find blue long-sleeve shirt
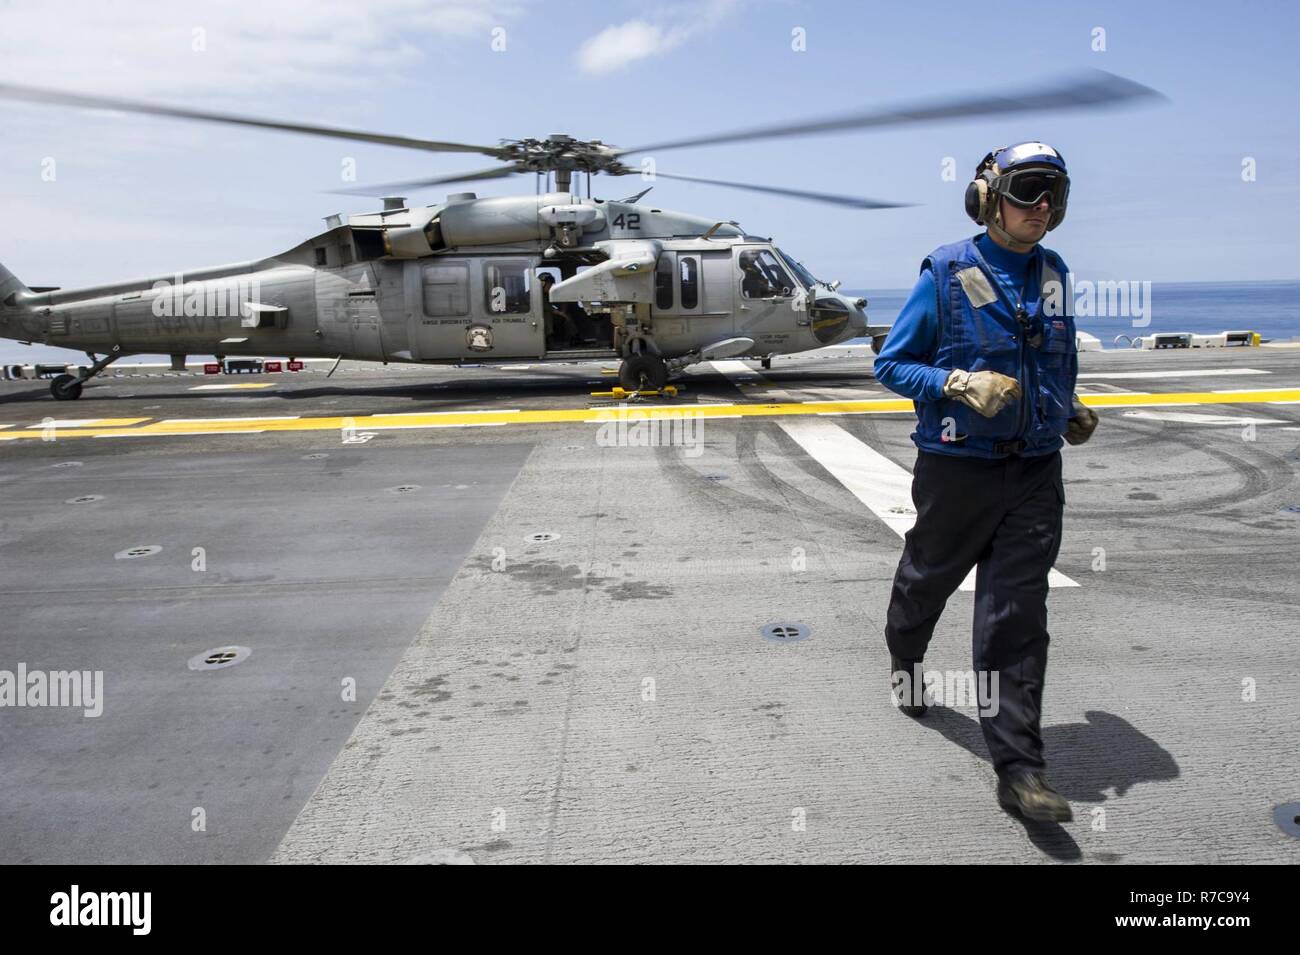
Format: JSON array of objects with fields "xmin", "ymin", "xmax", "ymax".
[{"xmin": 873, "ymin": 233, "xmax": 1041, "ymax": 401}]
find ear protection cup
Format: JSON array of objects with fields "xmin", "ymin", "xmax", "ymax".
[
  {"xmin": 966, "ymin": 149, "xmax": 1000, "ymax": 225},
  {"xmin": 963, "ymin": 178, "xmax": 986, "ymax": 223},
  {"xmin": 963, "ymin": 175, "xmax": 998, "ymax": 225}
]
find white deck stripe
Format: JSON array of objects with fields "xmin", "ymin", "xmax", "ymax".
[
  {"xmin": 23, "ymin": 418, "xmax": 147, "ymax": 428},
  {"xmin": 371, "ymin": 409, "xmax": 521, "ymax": 417},
  {"xmin": 778, "ymin": 419, "xmax": 918, "ymax": 536},
  {"xmin": 189, "ymin": 383, "xmax": 275, "ymax": 391},
  {"xmin": 1120, "ymin": 410, "xmax": 1288, "ymax": 425},
  {"xmin": 710, "ymin": 360, "xmax": 798, "ymax": 402},
  {"xmin": 1210, "ymin": 386, "xmax": 1293, "ymax": 393},
  {"xmin": 778, "ymin": 419, "xmax": 1078, "ymax": 590},
  {"xmin": 712, "ymin": 360, "xmax": 1077, "ymax": 591},
  {"xmin": 94, "ymin": 429, "xmax": 267, "ymax": 438},
  {"xmin": 796, "ymin": 387, "xmax": 893, "ymax": 403}
]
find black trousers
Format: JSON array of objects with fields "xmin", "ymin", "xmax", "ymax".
[{"xmin": 885, "ymin": 448, "xmax": 1065, "ymax": 777}]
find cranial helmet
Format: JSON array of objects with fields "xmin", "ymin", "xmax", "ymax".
[{"xmin": 964, "ymin": 142, "xmax": 1070, "ymax": 238}]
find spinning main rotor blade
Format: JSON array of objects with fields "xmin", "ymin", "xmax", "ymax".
[
  {"xmin": 618, "ymin": 70, "xmax": 1164, "ymax": 156},
  {"xmin": 0, "ymin": 82, "xmax": 504, "ymax": 157},
  {"xmin": 0, "ymin": 69, "xmax": 1164, "ymax": 211},
  {"xmin": 648, "ymin": 172, "xmax": 912, "ymax": 209},
  {"xmin": 332, "ymin": 165, "xmax": 517, "ymax": 196}
]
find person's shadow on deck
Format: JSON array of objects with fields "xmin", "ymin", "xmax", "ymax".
[{"xmin": 922, "ymin": 708, "xmax": 1179, "ymax": 862}]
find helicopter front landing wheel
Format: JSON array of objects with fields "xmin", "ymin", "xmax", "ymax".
[
  {"xmin": 618, "ymin": 354, "xmax": 668, "ymax": 392},
  {"xmin": 51, "ymin": 374, "xmax": 84, "ymax": 401}
]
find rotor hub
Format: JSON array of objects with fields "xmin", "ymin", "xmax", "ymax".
[{"xmin": 498, "ymin": 137, "xmax": 629, "ymax": 176}]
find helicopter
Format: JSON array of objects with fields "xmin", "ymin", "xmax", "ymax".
[{"xmin": 0, "ymin": 71, "xmax": 1159, "ymax": 400}]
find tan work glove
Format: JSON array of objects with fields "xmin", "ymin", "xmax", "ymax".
[
  {"xmin": 943, "ymin": 369, "xmax": 1022, "ymax": 418},
  {"xmin": 1065, "ymin": 395, "xmax": 1098, "ymax": 445}
]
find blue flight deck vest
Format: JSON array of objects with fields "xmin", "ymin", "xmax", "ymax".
[{"xmin": 913, "ymin": 236, "xmax": 1076, "ymax": 459}]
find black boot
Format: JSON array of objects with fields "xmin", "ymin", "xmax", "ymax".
[
  {"xmin": 997, "ymin": 771, "xmax": 1073, "ymax": 822},
  {"xmin": 890, "ymin": 655, "xmax": 928, "ymax": 718}
]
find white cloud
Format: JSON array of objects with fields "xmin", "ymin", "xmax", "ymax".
[
  {"xmin": 0, "ymin": 0, "xmax": 523, "ymax": 98},
  {"xmin": 0, "ymin": 0, "xmax": 532, "ymax": 292},
  {"xmin": 577, "ymin": 0, "xmax": 740, "ymax": 74},
  {"xmin": 577, "ymin": 21, "xmax": 680, "ymax": 74}
]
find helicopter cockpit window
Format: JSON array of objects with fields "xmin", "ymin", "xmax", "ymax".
[
  {"xmin": 738, "ymin": 249, "xmax": 795, "ymax": 299},
  {"xmin": 778, "ymin": 252, "xmax": 818, "ymax": 290},
  {"xmin": 679, "ymin": 256, "xmax": 699, "ymax": 309},
  {"xmin": 422, "ymin": 263, "xmax": 469, "ymax": 317},
  {"xmin": 483, "ymin": 260, "xmax": 531, "ymax": 315}
]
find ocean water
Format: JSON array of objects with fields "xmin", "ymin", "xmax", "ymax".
[
  {"xmin": 844, "ymin": 280, "xmax": 1300, "ymax": 347},
  {"xmin": 2, "ymin": 280, "xmax": 1298, "ymax": 365}
]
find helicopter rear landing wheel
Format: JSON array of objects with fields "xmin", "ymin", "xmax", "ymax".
[
  {"xmin": 51, "ymin": 374, "xmax": 84, "ymax": 401},
  {"xmin": 46, "ymin": 347, "xmax": 125, "ymax": 401},
  {"xmin": 618, "ymin": 354, "xmax": 668, "ymax": 392}
]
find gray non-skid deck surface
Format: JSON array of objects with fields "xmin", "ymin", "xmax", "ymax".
[
  {"xmin": 0, "ymin": 348, "xmax": 1297, "ymax": 863},
  {"xmin": 0, "ymin": 442, "xmax": 532, "ymax": 862},
  {"xmin": 271, "ymin": 385, "xmax": 1300, "ymax": 864}
]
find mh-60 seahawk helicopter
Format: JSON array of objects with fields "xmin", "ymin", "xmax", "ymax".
[{"xmin": 0, "ymin": 72, "xmax": 1157, "ymax": 400}]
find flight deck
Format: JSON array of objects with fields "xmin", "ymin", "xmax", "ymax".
[{"xmin": 1, "ymin": 344, "xmax": 1297, "ymax": 864}]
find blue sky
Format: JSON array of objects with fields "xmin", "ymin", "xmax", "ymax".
[{"xmin": 0, "ymin": 0, "xmax": 1297, "ymax": 304}]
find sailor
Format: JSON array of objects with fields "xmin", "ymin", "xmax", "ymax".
[
  {"xmin": 740, "ymin": 256, "xmax": 776, "ymax": 299},
  {"xmin": 538, "ymin": 272, "xmax": 578, "ymax": 348},
  {"xmin": 872, "ymin": 142, "xmax": 1099, "ymax": 822}
]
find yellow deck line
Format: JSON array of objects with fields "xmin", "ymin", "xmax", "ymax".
[
  {"xmin": 1080, "ymin": 389, "xmax": 1300, "ymax": 407},
  {"xmin": 0, "ymin": 388, "xmax": 1296, "ymax": 441}
]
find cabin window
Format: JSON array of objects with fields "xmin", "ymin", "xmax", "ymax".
[
  {"xmin": 422, "ymin": 263, "xmax": 470, "ymax": 317},
  {"xmin": 314, "ymin": 247, "xmax": 328, "ymax": 267},
  {"xmin": 654, "ymin": 254, "xmax": 674, "ymax": 310},
  {"xmin": 679, "ymin": 256, "xmax": 699, "ymax": 309},
  {"xmin": 483, "ymin": 260, "xmax": 531, "ymax": 314}
]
